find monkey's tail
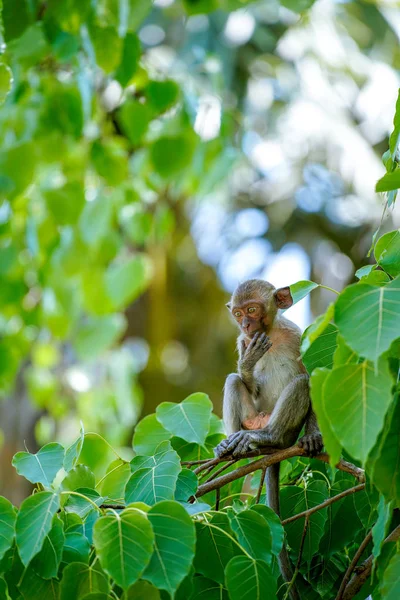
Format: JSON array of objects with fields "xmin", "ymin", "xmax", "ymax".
[{"xmin": 266, "ymin": 463, "xmax": 301, "ymax": 600}]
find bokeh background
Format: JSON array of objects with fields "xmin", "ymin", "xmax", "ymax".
[{"xmin": 0, "ymin": 0, "xmax": 398, "ymax": 502}]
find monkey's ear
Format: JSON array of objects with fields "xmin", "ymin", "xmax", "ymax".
[
  {"xmin": 226, "ymin": 302, "xmax": 232, "ymax": 310},
  {"xmin": 274, "ymin": 286, "xmax": 293, "ymax": 309}
]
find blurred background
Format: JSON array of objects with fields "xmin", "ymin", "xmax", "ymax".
[{"xmin": 0, "ymin": 0, "xmax": 399, "ymax": 502}]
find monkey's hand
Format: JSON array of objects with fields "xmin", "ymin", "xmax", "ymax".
[
  {"xmin": 216, "ymin": 430, "xmax": 265, "ymax": 458},
  {"xmin": 298, "ymin": 432, "xmax": 323, "ymax": 456},
  {"xmin": 240, "ymin": 333, "xmax": 272, "ymax": 369}
]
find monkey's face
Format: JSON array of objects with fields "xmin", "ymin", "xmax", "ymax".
[{"xmin": 231, "ymin": 300, "xmax": 268, "ymax": 338}]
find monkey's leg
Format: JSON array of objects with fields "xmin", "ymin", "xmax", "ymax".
[
  {"xmin": 225, "ymin": 375, "xmax": 312, "ymax": 457},
  {"xmin": 215, "ymin": 374, "xmax": 259, "ymax": 457}
]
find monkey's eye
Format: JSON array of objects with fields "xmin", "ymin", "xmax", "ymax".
[
  {"xmin": 234, "ymin": 311, "xmax": 242, "ymax": 318},
  {"xmin": 248, "ymin": 307, "xmax": 256, "ymax": 313}
]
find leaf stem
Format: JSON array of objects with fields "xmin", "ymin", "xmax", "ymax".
[
  {"xmin": 60, "ymin": 490, "xmax": 103, "ymax": 513},
  {"xmin": 319, "ymin": 284, "xmax": 340, "ymax": 295}
]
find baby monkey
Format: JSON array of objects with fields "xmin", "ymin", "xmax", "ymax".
[{"xmin": 215, "ymin": 278, "xmax": 323, "ymax": 461}]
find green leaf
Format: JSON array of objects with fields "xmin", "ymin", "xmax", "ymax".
[
  {"xmin": 99, "ymin": 460, "xmax": 131, "ymax": 501},
  {"xmin": 372, "ymin": 496, "xmax": 393, "ymax": 561},
  {"xmin": 310, "ymin": 368, "xmax": 341, "ymax": 467},
  {"xmin": 93, "ymin": 508, "xmax": 154, "ymax": 590},
  {"xmin": 334, "ymin": 277, "xmax": 400, "ymax": 363},
  {"xmin": 194, "ymin": 513, "xmax": 234, "ymax": 584},
  {"xmin": 323, "ymin": 359, "xmax": 393, "ymax": 464},
  {"xmin": 79, "ymin": 196, "xmax": 113, "ymax": 246},
  {"xmin": 360, "ymin": 270, "xmax": 390, "ymax": 286},
  {"xmin": 225, "ymin": 557, "xmax": 276, "ymax": 600},
  {"xmin": 355, "ymin": 265, "xmax": 376, "ymax": 279},
  {"xmin": 289, "ymin": 280, "xmax": 319, "ymax": 305},
  {"xmin": 0, "ymin": 577, "xmax": 10, "ymax": 600},
  {"xmin": 62, "ymin": 532, "xmax": 91, "ymax": 564},
  {"xmin": 105, "ymin": 255, "xmax": 152, "ymax": 311},
  {"xmin": 0, "ymin": 64, "xmax": 12, "ymax": 105},
  {"xmin": 47, "ymin": 0, "xmax": 92, "ymax": 34},
  {"xmin": 332, "ymin": 334, "xmax": 358, "ymax": 367},
  {"xmin": 389, "ymin": 88, "xmax": 400, "ymax": 158},
  {"xmin": 60, "ymin": 562, "xmax": 110, "ymax": 600},
  {"xmin": 64, "ymin": 426, "xmax": 85, "ymax": 471},
  {"xmin": 18, "ymin": 566, "xmax": 60, "ymax": 600},
  {"xmin": 250, "ymin": 505, "xmax": 284, "ymax": 557},
  {"xmin": 16, "ymin": 492, "xmax": 60, "ymax": 565},
  {"xmin": 2, "ymin": 0, "xmax": 32, "ymax": 42},
  {"xmin": 375, "ymin": 230, "xmax": 400, "ymax": 277},
  {"xmin": 281, "ymin": 481, "xmax": 329, "ymax": 562},
  {"xmin": 125, "ymin": 441, "xmax": 181, "ymax": 505},
  {"xmin": 368, "ymin": 396, "xmax": 400, "ymax": 506},
  {"xmin": 376, "ymin": 169, "xmax": 400, "ymax": 192},
  {"xmin": 12, "ymin": 443, "xmax": 64, "ymax": 487},
  {"xmin": 228, "ymin": 508, "xmax": 272, "ymax": 564},
  {"xmin": 117, "ymin": 101, "xmax": 152, "ymax": 146},
  {"xmin": 123, "ymin": 580, "xmax": 161, "ymax": 600},
  {"xmin": 90, "ymin": 140, "xmax": 129, "ymax": 186},
  {"xmin": 190, "ymin": 576, "xmax": 228, "ymax": 600},
  {"xmin": 379, "ymin": 551, "xmax": 400, "ymax": 600},
  {"xmin": 146, "ymin": 80, "xmax": 180, "ymax": 113},
  {"xmin": 45, "ymin": 181, "xmax": 85, "ymax": 226},
  {"xmin": 0, "ymin": 142, "xmax": 37, "ymax": 200},
  {"xmin": 115, "ymin": 33, "xmax": 141, "ymax": 87},
  {"xmin": 90, "ymin": 25, "xmax": 122, "ymax": 73},
  {"xmin": 302, "ymin": 323, "xmax": 338, "ymax": 373},
  {"xmin": 61, "ymin": 465, "xmax": 95, "ymax": 492},
  {"xmin": 281, "ymin": 0, "xmax": 317, "ymax": 13},
  {"xmin": 63, "ymin": 487, "xmax": 102, "ymax": 520},
  {"xmin": 0, "ymin": 497, "xmax": 16, "ymax": 562},
  {"xmin": 142, "ymin": 500, "xmax": 196, "ymax": 596},
  {"xmin": 175, "ymin": 468, "xmax": 198, "ymax": 502},
  {"xmin": 132, "ymin": 414, "xmax": 172, "ymax": 455},
  {"xmin": 156, "ymin": 393, "xmax": 213, "ymax": 445},
  {"xmin": 30, "ymin": 516, "xmax": 64, "ymax": 579},
  {"xmin": 353, "ymin": 485, "xmax": 379, "ymax": 529},
  {"xmin": 150, "ymin": 133, "xmax": 197, "ymax": 178},
  {"xmin": 73, "ymin": 314, "xmax": 126, "ymax": 360}
]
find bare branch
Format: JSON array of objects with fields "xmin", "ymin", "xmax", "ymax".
[
  {"xmin": 281, "ymin": 484, "xmax": 365, "ymax": 526},
  {"xmin": 336, "ymin": 530, "xmax": 373, "ymax": 600}
]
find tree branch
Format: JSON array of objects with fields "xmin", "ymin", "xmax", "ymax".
[
  {"xmin": 341, "ymin": 524, "xmax": 400, "ymax": 600},
  {"xmin": 336, "ymin": 530, "xmax": 373, "ymax": 600},
  {"xmin": 281, "ymin": 484, "xmax": 365, "ymax": 526},
  {"xmin": 195, "ymin": 445, "xmax": 365, "ymax": 499}
]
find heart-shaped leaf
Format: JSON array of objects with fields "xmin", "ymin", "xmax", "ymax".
[
  {"xmin": 250, "ymin": 505, "xmax": 284, "ymax": 557},
  {"xmin": 132, "ymin": 414, "xmax": 171, "ymax": 456},
  {"xmin": 0, "ymin": 497, "xmax": 16, "ymax": 561},
  {"xmin": 228, "ymin": 508, "xmax": 272, "ymax": 564},
  {"xmin": 375, "ymin": 229, "xmax": 400, "ymax": 277},
  {"xmin": 194, "ymin": 513, "xmax": 234, "ymax": 584},
  {"xmin": 60, "ymin": 562, "xmax": 110, "ymax": 600},
  {"xmin": 125, "ymin": 442, "xmax": 181, "ymax": 506},
  {"xmin": 62, "ymin": 532, "xmax": 91, "ymax": 564},
  {"xmin": 93, "ymin": 508, "xmax": 154, "ymax": 590},
  {"xmin": 156, "ymin": 393, "xmax": 213, "ymax": 445},
  {"xmin": 30, "ymin": 516, "xmax": 64, "ymax": 579},
  {"xmin": 61, "ymin": 465, "xmax": 95, "ymax": 492},
  {"xmin": 225, "ymin": 557, "xmax": 276, "ymax": 600},
  {"xmin": 142, "ymin": 501, "xmax": 196, "ymax": 597},
  {"xmin": 334, "ymin": 277, "xmax": 400, "ymax": 363},
  {"xmin": 323, "ymin": 359, "xmax": 393, "ymax": 463},
  {"xmin": 16, "ymin": 492, "xmax": 60, "ymax": 565},
  {"xmin": 64, "ymin": 426, "xmax": 85, "ymax": 471},
  {"xmin": 290, "ymin": 280, "xmax": 319, "ymax": 305},
  {"xmin": 12, "ymin": 443, "xmax": 65, "ymax": 487}
]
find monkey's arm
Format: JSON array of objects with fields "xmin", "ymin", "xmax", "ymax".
[{"xmin": 237, "ymin": 333, "xmax": 271, "ymax": 395}]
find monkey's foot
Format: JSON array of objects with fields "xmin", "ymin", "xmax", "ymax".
[
  {"xmin": 219, "ymin": 430, "xmax": 265, "ymax": 458},
  {"xmin": 298, "ymin": 432, "xmax": 323, "ymax": 456}
]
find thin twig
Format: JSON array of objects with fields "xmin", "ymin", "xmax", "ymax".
[
  {"xmin": 283, "ymin": 515, "xmax": 309, "ymax": 600},
  {"xmin": 336, "ymin": 530, "xmax": 373, "ymax": 600},
  {"xmin": 281, "ymin": 484, "xmax": 365, "ymax": 525},
  {"xmin": 215, "ymin": 488, "xmax": 220, "ymax": 511},
  {"xmin": 194, "ymin": 457, "xmax": 221, "ymax": 475},
  {"xmin": 255, "ymin": 467, "xmax": 267, "ymax": 504},
  {"xmin": 204, "ymin": 460, "xmax": 236, "ymax": 484},
  {"xmin": 182, "ymin": 458, "xmax": 212, "ymax": 466},
  {"xmin": 342, "ymin": 523, "xmax": 400, "ymax": 600}
]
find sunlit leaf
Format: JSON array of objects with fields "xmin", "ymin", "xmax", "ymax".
[
  {"xmin": 132, "ymin": 414, "xmax": 172, "ymax": 456},
  {"xmin": 156, "ymin": 393, "xmax": 213, "ymax": 445},
  {"xmin": 64, "ymin": 426, "xmax": 85, "ymax": 472},
  {"xmin": 0, "ymin": 64, "xmax": 12, "ymax": 105},
  {"xmin": 376, "ymin": 169, "xmax": 400, "ymax": 192},
  {"xmin": 146, "ymin": 80, "xmax": 180, "ymax": 113},
  {"xmin": 12, "ymin": 443, "xmax": 65, "ymax": 487},
  {"xmin": 73, "ymin": 314, "xmax": 126, "ymax": 360},
  {"xmin": 30, "ymin": 516, "xmax": 64, "ymax": 579},
  {"xmin": 375, "ymin": 229, "xmax": 400, "ymax": 278},
  {"xmin": 334, "ymin": 277, "xmax": 400, "ymax": 363},
  {"xmin": 16, "ymin": 492, "xmax": 60, "ymax": 565},
  {"xmin": 290, "ymin": 280, "xmax": 319, "ymax": 305},
  {"xmin": 323, "ymin": 359, "xmax": 393, "ymax": 463},
  {"xmin": 310, "ymin": 368, "xmax": 341, "ymax": 467},
  {"xmin": 105, "ymin": 255, "xmax": 152, "ymax": 311},
  {"xmin": 150, "ymin": 133, "xmax": 197, "ymax": 178},
  {"xmin": 61, "ymin": 465, "xmax": 95, "ymax": 492},
  {"xmin": 117, "ymin": 101, "xmax": 152, "ymax": 146}
]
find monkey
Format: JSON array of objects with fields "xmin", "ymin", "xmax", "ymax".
[{"xmin": 215, "ymin": 279, "xmax": 323, "ymax": 599}]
